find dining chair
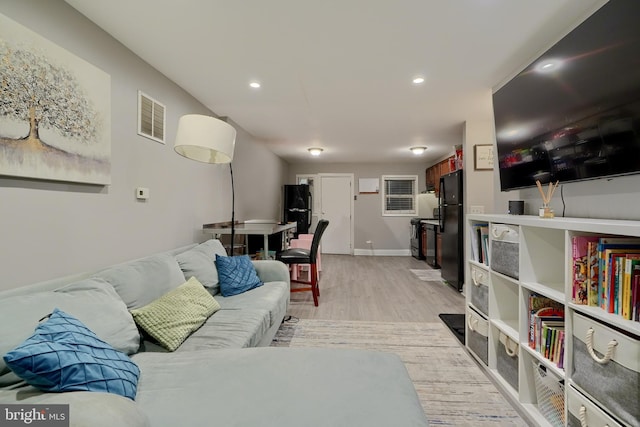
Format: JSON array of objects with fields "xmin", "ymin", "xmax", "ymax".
[{"xmin": 276, "ymin": 220, "xmax": 329, "ymax": 306}]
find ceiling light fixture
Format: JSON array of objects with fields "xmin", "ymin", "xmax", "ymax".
[
  {"xmin": 308, "ymin": 147, "xmax": 323, "ymax": 156},
  {"xmin": 534, "ymin": 59, "xmax": 562, "ymax": 74},
  {"xmin": 410, "ymin": 146, "xmax": 427, "ymax": 155},
  {"xmin": 249, "ymin": 81, "xmax": 261, "ymax": 89},
  {"xmin": 412, "ymin": 76, "xmax": 425, "ymax": 85}
]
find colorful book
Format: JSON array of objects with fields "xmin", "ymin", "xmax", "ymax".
[
  {"xmin": 528, "ymin": 294, "xmax": 563, "ymax": 348},
  {"xmin": 470, "ymin": 223, "xmax": 487, "ymax": 263},
  {"xmin": 571, "ymin": 236, "xmax": 599, "ymax": 304},
  {"xmin": 623, "ymin": 257, "xmax": 640, "ymax": 320},
  {"xmin": 632, "ymin": 271, "xmax": 640, "ymax": 321},
  {"xmin": 597, "ymin": 238, "xmax": 640, "ymax": 310},
  {"xmin": 533, "ymin": 308, "xmax": 564, "ymax": 352},
  {"xmin": 602, "ymin": 248, "xmax": 640, "ymax": 313},
  {"xmin": 587, "ymin": 240, "xmax": 600, "ymax": 306},
  {"xmin": 480, "ymin": 226, "xmax": 489, "ymax": 266}
]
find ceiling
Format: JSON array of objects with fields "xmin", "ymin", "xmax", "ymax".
[{"xmin": 65, "ymin": 0, "xmax": 606, "ymax": 165}]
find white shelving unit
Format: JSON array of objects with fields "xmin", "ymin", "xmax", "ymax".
[{"xmin": 466, "ymin": 214, "xmax": 640, "ymax": 427}]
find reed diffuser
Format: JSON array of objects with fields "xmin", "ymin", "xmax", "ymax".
[{"xmin": 536, "ymin": 180, "xmax": 559, "ymax": 218}]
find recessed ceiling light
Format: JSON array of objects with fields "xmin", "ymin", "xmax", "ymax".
[
  {"xmin": 534, "ymin": 59, "xmax": 562, "ymax": 74},
  {"xmin": 412, "ymin": 76, "xmax": 425, "ymax": 85},
  {"xmin": 249, "ymin": 81, "xmax": 261, "ymax": 89},
  {"xmin": 308, "ymin": 147, "xmax": 323, "ymax": 156},
  {"xmin": 410, "ymin": 146, "xmax": 427, "ymax": 155}
]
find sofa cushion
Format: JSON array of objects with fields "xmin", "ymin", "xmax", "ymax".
[
  {"xmin": 130, "ymin": 277, "xmax": 221, "ymax": 351},
  {"xmin": 93, "ymin": 253, "xmax": 186, "ymax": 309},
  {"xmin": 0, "ymin": 278, "xmax": 140, "ymax": 388},
  {"xmin": 175, "ymin": 239, "xmax": 227, "ymax": 295},
  {"xmin": 3, "ymin": 309, "xmax": 140, "ymax": 400},
  {"xmin": 216, "ymin": 281, "xmax": 289, "ymax": 329},
  {"xmin": 215, "ymin": 254, "xmax": 263, "ymax": 297},
  {"xmin": 131, "ymin": 348, "xmax": 429, "ymax": 427},
  {"xmin": 174, "ymin": 308, "xmax": 271, "ymax": 350}
]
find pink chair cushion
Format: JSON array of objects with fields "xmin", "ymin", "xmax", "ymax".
[{"xmin": 288, "ymin": 237, "xmax": 321, "ymax": 280}]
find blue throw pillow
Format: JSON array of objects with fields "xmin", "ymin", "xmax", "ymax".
[
  {"xmin": 215, "ymin": 254, "xmax": 264, "ymax": 297},
  {"xmin": 3, "ymin": 308, "xmax": 140, "ymax": 400}
]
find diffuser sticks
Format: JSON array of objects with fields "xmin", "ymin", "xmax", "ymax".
[{"xmin": 536, "ymin": 180, "xmax": 559, "ymax": 218}]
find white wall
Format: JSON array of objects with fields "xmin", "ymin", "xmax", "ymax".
[
  {"xmin": 0, "ymin": 1, "xmax": 287, "ymax": 290},
  {"xmin": 463, "ymin": 118, "xmax": 496, "ymax": 214}
]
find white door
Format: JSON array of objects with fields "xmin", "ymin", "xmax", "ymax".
[{"xmin": 319, "ymin": 174, "xmax": 353, "ymax": 254}]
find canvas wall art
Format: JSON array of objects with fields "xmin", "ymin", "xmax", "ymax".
[{"xmin": 0, "ymin": 13, "xmax": 111, "ymax": 185}]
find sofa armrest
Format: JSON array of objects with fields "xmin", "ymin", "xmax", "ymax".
[{"xmin": 252, "ymin": 260, "xmax": 290, "ymax": 285}]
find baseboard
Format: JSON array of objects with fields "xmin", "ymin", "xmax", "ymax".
[{"xmin": 354, "ymin": 249, "xmax": 412, "ymax": 256}]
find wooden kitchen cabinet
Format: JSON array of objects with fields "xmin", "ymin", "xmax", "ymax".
[
  {"xmin": 427, "ymin": 156, "xmax": 454, "ymax": 196},
  {"xmin": 425, "ymin": 167, "xmax": 436, "ymax": 191}
]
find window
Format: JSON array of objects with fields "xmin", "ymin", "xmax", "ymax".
[{"xmin": 381, "ymin": 175, "xmax": 418, "ymax": 216}]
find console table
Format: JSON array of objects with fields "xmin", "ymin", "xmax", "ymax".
[{"xmin": 203, "ymin": 221, "xmax": 297, "ymax": 258}]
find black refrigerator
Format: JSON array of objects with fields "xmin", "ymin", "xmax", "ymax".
[
  {"xmin": 283, "ymin": 184, "xmax": 311, "ymax": 236},
  {"xmin": 439, "ymin": 170, "xmax": 464, "ymax": 291}
]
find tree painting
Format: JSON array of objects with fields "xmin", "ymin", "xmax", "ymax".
[{"xmin": 0, "ymin": 14, "xmax": 111, "ymax": 185}]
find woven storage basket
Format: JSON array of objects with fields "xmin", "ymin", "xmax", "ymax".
[{"xmin": 532, "ymin": 361, "xmax": 565, "ymax": 427}]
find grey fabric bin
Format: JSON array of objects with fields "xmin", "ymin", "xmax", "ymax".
[
  {"xmin": 571, "ymin": 313, "xmax": 639, "ymax": 427},
  {"xmin": 467, "ymin": 307, "xmax": 488, "ymax": 366},
  {"xmin": 496, "ymin": 332, "xmax": 519, "ymax": 391},
  {"xmin": 567, "ymin": 385, "xmax": 625, "ymax": 427},
  {"xmin": 491, "ymin": 240, "xmax": 519, "ymax": 279},
  {"xmin": 470, "ymin": 265, "xmax": 489, "ymax": 316},
  {"xmin": 489, "ymin": 223, "xmax": 519, "ymax": 279}
]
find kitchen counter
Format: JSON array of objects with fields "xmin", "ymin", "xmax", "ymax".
[{"xmin": 420, "ymin": 219, "xmax": 440, "ymax": 227}]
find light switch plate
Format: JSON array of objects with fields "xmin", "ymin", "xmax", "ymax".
[{"xmin": 136, "ymin": 187, "xmax": 149, "ymax": 200}]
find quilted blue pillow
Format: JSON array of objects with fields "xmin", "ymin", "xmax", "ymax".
[
  {"xmin": 3, "ymin": 308, "xmax": 140, "ymax": 400},
  {"xmin": 215, "ymin": 254, "xmax": 263, "ymax": 297}
]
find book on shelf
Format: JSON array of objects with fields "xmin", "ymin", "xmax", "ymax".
[
  {"xmin": 619, "ymin": 254, "xmax": 640, "ymax": 320},
  {"xmin": 555, "ymin": 330, "xmax": 565, "ymax": 368},
  {"xmin": 480, "ymin": 225, "xmax": 489, "ymax": 266},
  {"xmin": 528, "ymin": 293, "xmax": 564, "ymax": 350},
  {"xmin": 632, "ymin": 270, "xmax": 640, "ymax": 321},
  {"xmin": 470, "ymin": 223, "xmax": 488, "ymax": 264},
  {"xmin": 538, "ymin": 318, "xmax": 563, "ymax": 355},
  {"xmin": 587, "ymin": 240, "xmax": 600, "ymax": 306},
  {"xmin": 571, "ymin": 236, "xmax": 599, "ymax": 305},
  {"xmin": 600, "ymin": 246, "xmax": 640, "ymax": 314},
  {"xmin": 597, "ymin": 238, "xmax": 640, "ymax": 312},
  {"xmin": 542, "ymin": 322, "xmax": 564, "ymax": 362}
]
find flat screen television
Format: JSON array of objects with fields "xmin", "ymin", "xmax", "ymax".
[{"xmin": 493, "ymin": 0, "xmax": 640, "ymax": 191}]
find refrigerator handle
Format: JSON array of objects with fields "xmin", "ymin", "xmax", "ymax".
[
  {"xmin": 439, "ymin": 176, "xmax": 445, "ymax": 233},
  {"xmin": 308, "ymin": 193, "xmax": 313, "ymax": 227}
]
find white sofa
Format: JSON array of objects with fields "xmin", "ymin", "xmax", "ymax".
[{"xmin": 0, "ymin": 239, "xmax": 429, "ymax": 426}]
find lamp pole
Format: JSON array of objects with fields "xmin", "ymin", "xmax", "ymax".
[{"xmin": 230, "ymin": 163, "xmax": 235, "ymax": 255}]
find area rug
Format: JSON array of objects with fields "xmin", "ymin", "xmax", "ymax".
[
  {"xmin": 439, "ymin": 313, "xmax": 465, "ymax": 345},
  {"xmin": 272, "ymin": 319, "xmax": 526, "ymax": 426},
  {"xmin": 410, "ymin": 268, "xmax": 444, "ymax": 282}
]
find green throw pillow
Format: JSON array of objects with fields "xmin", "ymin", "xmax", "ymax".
[{"xmin": 130, "ymin": 277, "xmax": 220, "ymax": 351}]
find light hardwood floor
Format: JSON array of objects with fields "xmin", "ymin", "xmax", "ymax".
[{"xmin": 287, "ymin": 255, "xmax": 465, "ymax": 322}]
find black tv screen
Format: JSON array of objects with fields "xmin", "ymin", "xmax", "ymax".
[{"xmin": 493, "ymin": 0, "xmax": 640, "ymax": 191}]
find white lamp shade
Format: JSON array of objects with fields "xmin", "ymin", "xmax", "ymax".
[{"xmin": 174, "ymin": 114, "xmax": 236, "ymax": 164}]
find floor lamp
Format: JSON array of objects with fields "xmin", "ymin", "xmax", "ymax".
[{"xmin": 174, "ymin": 114, "xmax": 237, "ymax": 254}]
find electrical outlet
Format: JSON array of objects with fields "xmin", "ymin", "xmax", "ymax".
[{"xmin": 470, "ymin": 205, "xmax": 484, "ymax": 214}]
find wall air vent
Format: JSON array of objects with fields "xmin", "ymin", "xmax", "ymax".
[{"xmin": 137, "ymin": 91, "xmax": 165, "ymax": 144}]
